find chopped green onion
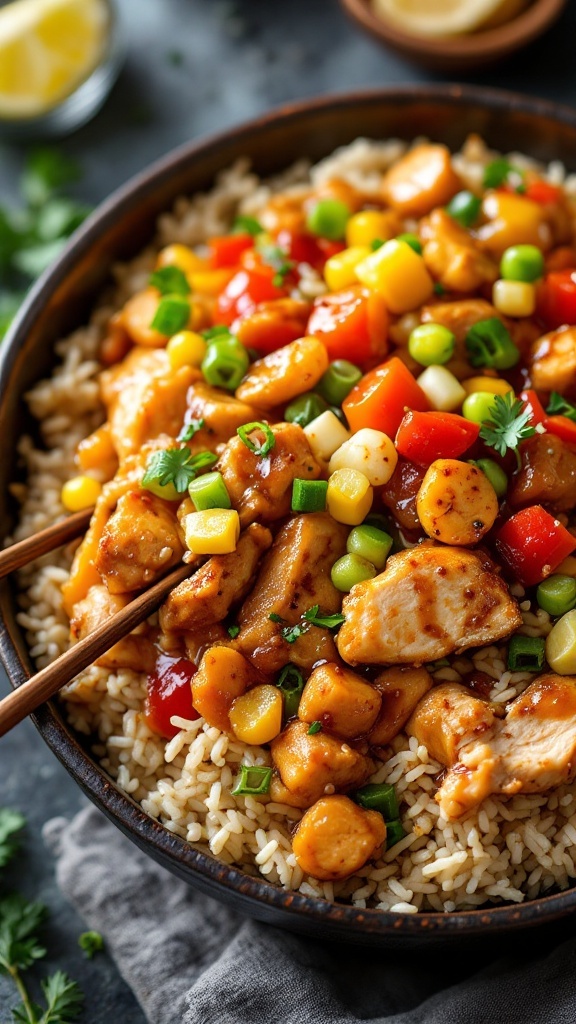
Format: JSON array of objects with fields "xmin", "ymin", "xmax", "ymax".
[
  {"xmin": 276, "ymin": 664, "xmax": 305, "ymax": 718},
  {"xmin": 346, "ymin": 525, "xmax": 393, "ymax": 570},
  {"xmin": 465, "ymin": 318, "xmax": 520, "ymax": 370},
  {"xmin": 462, "ymin": 391, "xmax": 499, "ymax": 425},
  {"xmin": 306, "ymin": 198, "xmax": 351, "ymax": 241},
  {"xmin": 500, "ymin": 244, "xmax": 544, "ymax": 284},
  {"xmin": 317, "ymin": 360, "xmax": 362, "ymax": 406},
  {"xmin": 408, "ymin": 323, "xmax": 455, "ymax": 367},
  {"xmin": 354, "ymin": 782, "xmax": 399, "ymax": 821},
  {"xmin": 269, "ymin": 613, "xmax": 310, "ymax": 643},
  {"xmin": 363, "ymin": 512, "xmax": 392, "ymax": 532},
  {"xmin": 483, "ymin": 159, "xmax": 524, "ymax": 191},
  {"xmin": 284, "ymin": 391, "xmax": 329, "ymax": 428},
  {"xmin": 307, "ymin": 721, "xmax": 322, "ymax": 735},
  {"xmin": 473, "ymin": 458, "xmax": 508, "ymax": 498},
  {"xmin": 149, "ymin": 265, "xmax": 191, "ymax": 296},
  {"xmin": 233, "ymin": 215, "xmax": 263, "ymax": 236},
  {"xmin": 302, "ymin": 605, "xmax": 345, "ymax": 629},
  {"xmin": 546, "ymin": 392, "xmax": 576, "ymax": 421},
  {"xmin": 202, "ymin": 324, "xmax": 233, "ymax": 341},
  {"xmin": 237, "ymin": 421, "xmax": 275, "ymax": 457},
  {"xmin": 331, "ymin": 553, "xmax": 377, "ymax": 592},
  {"xmin": 201, "ymin": 336, "xmax": 250, "ymax": 390},
  {"xmin": 446, "ymin": 191, "xmax": 481, "ymax": 228},
  {"xmin": 507, "ymin": 635, "xmax": 546, "ymax": 672},
  {"xmin": 227, "ymin": 624, "xmax": 240, "ymax": 639},
  {"xmin": 385, "ymin": 819, "xmax": 407, "ymax": 849},
  {"xmin": 188, "ymin": 471, "xmax": 231, "ymax": 511},
  {"xmin": 231, "ymin": 764, "xmax": 272, "ymax": 796},
  {"xmin": 370, "ymin": 238, "xmax": 384, "ymax": 251},
  {"xmin": 536, "ymin": 575, "xmax": 576, "ymax": 617},
  {"xmin": 291, "ymin": 478, "xmax": 328, "ymax": 513},
  {"xmin": 396, "ymin": 232, "xmax": 422, "ymax": 254},
  {"xmin": 178, "ymin": 418, "xmax": 205, "ymax": 442},
  {"xmin": 150, "ymin": 295, "xmax": 190, "ymax": 336}
]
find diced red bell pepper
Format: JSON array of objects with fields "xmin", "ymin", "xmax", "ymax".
[
  {"xmin": 525, "ymin": 180, "xmax": 563, "ymax": 205},
  {"xmin": 215, "ymin": 262, "xmax": 288, "ymax": 326},
  {"xmin": 519, "ymin": 388, "xmax": 547, "ymax": 427},
  {"xmin": 343, "ymin": 356, "xmax": 429, "ymax": 437},
  {"xmin": 209, "ymin": 233, "xmax": 255, "ymax": 269},
  {"xmin": 494, "ymin": 505, "xmax": 576, "ymax": 588},
  {"xmin": 395, "ymin": 411, "xmax": 480, "ymax": 467},
  {"xmin": 306, "ymin": 284, "xmax": 389, "ymax": 366},
  {"xmin": 274, "ymin": 229, "xmax": 344, "ymax": 270},
  {"xmin": 144, "ymin": 655, "xmax": 199, "ymax": 739},
  {"xmin": 537, "ymin": 269, "xmax": 576, "ymax": 329}
]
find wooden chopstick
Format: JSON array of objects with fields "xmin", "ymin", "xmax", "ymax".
[
  {"xmin": 0, "ymin": 508, "xmax": 94, "ymax": 578},
  {"xmin": 0, "ymin": 559, "xmax": 197, "ymax": 738}
]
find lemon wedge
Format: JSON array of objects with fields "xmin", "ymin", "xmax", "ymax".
[
  {"xmin": 0, "ymin": 0, "xmax": 110, "ymax": 119},
  {"xmin": 372, "ymin": 0, "xmax": 528, "ymax": 37}
]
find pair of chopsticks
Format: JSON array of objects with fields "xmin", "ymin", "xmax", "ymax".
[{"xmin": 0, "ymin": 510, "xmax": 196, "ymax": 738}]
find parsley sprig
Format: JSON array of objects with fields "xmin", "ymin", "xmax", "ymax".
[
  {"xmin": 479, "ymin": 392, "xmax": 536, "ymax": 468},
  {"xmin": 142, "ymin": 445, "xmax": 216, "ymax": 495},
  {"xmin": 0, "ymin": 808, "xmax": 89, "ymax": 1024}
]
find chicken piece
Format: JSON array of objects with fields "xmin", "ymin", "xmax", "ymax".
[
  {"xmin": 271, "ymin": 720, "xmax": 374, "ymax": 808},
  {"xmin": 369, "ymin": 666, "xmax": 433, "ymax": 747},
  {"xmin": 218, "ymin": 422, "xmax": 324, "ymax": 528},
  {"xmin": 420, "ymin": 209, "xmax": 498, "ymax": 293},
  {"xmin": 412, "ymin": 675, "xmax": 576, "ymax": 819},
  {"xmin": 420, "ymin": 299, "xmax": 502, "ymax": 381},
  {"xmin": 416, "ymin": 459, "xmax": 499, "ymax": 546},
  {"xmin": 381, "ymin": 143, "xmax": 461, "ymax": 218},
  {"xmin": 529, "ymin": 326, "xmax": 576, "ymax": 398},
  {"xmin": 381, "ymin": 458, "xmax": 426, "ymax": 533},
  {"xmin": 159, "ymin": 523, "xmax": 272, "ymax": 633},
  {"xmin": 235, "ymin": 336, "xmax": 328, "ymax": 410},
  {"xmin": 406, "ymin": 682, "xmax": 498, "ymax": 767},
  {"xmin": 337, "ymin": 544, "xmax": 522, "ymax": 666},
  {"xmin": 184, "ymin": 380, "xmax": 266, "ymax": 449},
  {"xmin": 236, "ymin": 513, "xmax": 348, "ymax": 674},
  {"xmin": 298, "ymin": 663, "xmax": 382, "ymax": 739},
  {"xmin": 100, "ymin": 347, "xmax": 201, "ymax": 460},
  {"xmin": 182, "ymin": 623, "xmax": 230, "ymax": 666},
  {"xmin": 191, "ymin": 646, "xmax": 257, "ymax": 732},
  {"xmin": 233, "ymin": 298, "xmax": 311, "ymax": 353},
  {"xmin": 509, "ymin": 433, "xmax": 576, "ymax": 513},
  {"xmin": 292, "ymin": 795, "xmax": 386, "ymax": 881},
  {"xmin": 70, "ymin": 585, "xmax": 157, "ymax": 673},
  {"xmin": 96, "ymin": 490, "xmax": 185, "ymax": 594}
]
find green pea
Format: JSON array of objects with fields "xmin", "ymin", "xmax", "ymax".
[
  {"xmin": 331, "ymin": 553, "xmax": 377, "ymax": 593},
  {"xmin": 462, "ymin": 391, "xmax": 498, "ymax": 424},
  {"xmin": 500, "ymin": 244, "xmax": 544, "ymax": 283},
  {"xmin": 408, "ymin": 323, "xmax": 456, "ymax": 367},
  {"xmin": 474, "ymin": 458, "xmax": 508, "ymax": 498},
  {"xmin": 306, "ymin": 199, "xmax": 351, "ymax": 241},
  {"xmin": 446, "ymin": 190, "xmax": 482, "ymax": 228},
  {"xmin": 537, "ymin": 575, "xmax": 576, "ymax": 617}
]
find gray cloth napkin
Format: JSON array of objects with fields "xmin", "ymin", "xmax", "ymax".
[{"xmin": 43, "ymin": 805, "xmax": 576, "ymax": 1024}]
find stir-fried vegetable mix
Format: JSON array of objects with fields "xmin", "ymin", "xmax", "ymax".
[{"xmin": 60, "ymin": 139, "xmax": 576, "ymax": 885}]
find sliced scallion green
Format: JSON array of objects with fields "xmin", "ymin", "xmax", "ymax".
[
  {"xmin": 188, "ymin": 471, "xmax": 231, "ymax": 511},
  {"xmin": 149, "ymin": 265, "xmax": 191, "ymax": 296},
  {"xmin": 507, "ymin": 635, "xmax": 546, "ymax": 672},
  {"xmin": 291, "ymin": 478, "xmax": 328, "ymax": 513},
  {"xmin": 354, "ymin": 782, "xmax": 399, "ymax": 821},
  {"xmin": 231, "ymin": 765, "xmax": 272, "ymax": 796},
  {"xmin": 150, "ymin": 295, "xmax": 190, "ymax": 336},
  {"xmin": 237, "ymin": 421, "xmax": 275, "ymax": 457},
  {"xmin": 276, "ymin": 664, "xmax": 305, "ymax": 718}
]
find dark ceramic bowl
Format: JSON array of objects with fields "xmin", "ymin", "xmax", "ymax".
[{"xmin": 3, "ymin": 84, "xmax": 576, "ymax": 948}]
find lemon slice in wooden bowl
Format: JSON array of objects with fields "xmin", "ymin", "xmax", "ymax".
[
  {"xmin": 0, "ymin": 0, "xmax": 111, "ymax": 119},
  {"xmin": 372, "ymin": 0, "xmax": 529, "ymax": 37}
]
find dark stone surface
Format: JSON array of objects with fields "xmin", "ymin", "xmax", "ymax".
[{"xmin": 1, "ymin": 0, "xmax": 576, "ymax": 1019}]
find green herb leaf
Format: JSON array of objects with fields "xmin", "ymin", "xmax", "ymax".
[
  {"xmin": 142, "ymin": 447, "xmax": 199, "ymax": 494},
  {"xmin": 256, "ymin": 241, "xmax": 294, "ymax": 286},
  {"xmin": 302, "ymin": 605, "xmax": 345, "ymax": 629},
  {"xmin": 21, "ymin": 149, "xmax": 81, "ymax": 208},
  {"xmin": 482, "ymin": 158, "xmax": 525, "ymax": 192},
  {"xmin": 40, "ymin": 970, "xmax": 83, "ymax": 1023},
  {"xmin": 307, "ymin": 721, "xmax": 322, "ymax": 735},
  {"xmin": 78, "ymin": 931, "xmax": 104, "ymax": 959},
  {"xmin": 268, "ymin": 613, "xmax": 284, "ymax": 624},
  {"xmin": 281, "ymin": 622, "xmax": 309, "ymax": 644},
  {"xmin": 0, "ymin": 893, "xmax": 47, "ymax": 973},
  {"xmin": 177, "ymin": 418, "xmax": 205, "ymax": 442},
  {"xmin": 546, "ymin": 391, "xmax": 576, "ymax": 422},
  {"xmin": 0, "ymin": 809, "xmax": 25, "ymax": 868},
  {"xmin": 149, "ymin": 294, "xmax": 190, "ymax": 336},
  {"xmin": 233, "ymin": 215, "xmax": 263, "ymax": 236},
  {"xmin": 479, "ymin": 392, "xmax": 536, "ymax": 465},
  {"xmin": 149, "ymin": 265, "xmax": 191, "ymax": 297},
  {"xmin": 12, "ymin": 239, "xmax": 68, "ymax": 278},
  {"xmin": 227, "ymin": 624, "xmax": 240, "ymax": 639},
  {"xmin": 35, "ymin": 198, "xmax": 91, "ymax": 243}
]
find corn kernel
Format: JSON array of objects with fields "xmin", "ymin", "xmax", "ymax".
[
  {"xmin": 166, "ymin": 330, "xmax": 207, "ymax": 370},
  {"xmin": 416, "ymin": 366, "xmax": 466, "ymax": 412},
  {"xmin": 190, "ymin": 268, "xmax": 235, "ymax": 296},
  {"xmin": 477, "ymin": 192, "xmax": 549, "ymax": 258},
  {"xmin": 61, "ymin": 475, "xmax": 102, "ymax": 512},
  {"xmin": 354, "ymin": 239, "xmax": 434, "ymax": 314},
  {"xmin": 324, "ymin": 246, "xmax": 371, "ymax": 291},
  {"xmin": 184, "ymin": 509, "xmax": 240, "ymax": 554},
  {"xmin": 492, "ymin": 279, "xmax": 536, "ymax": 318},
  {"xmin": 327, "ymin": 468, "xmax": 373, "ymax": 525},
  {"xmin": 229, "ymin": 685, "xmax": 283, "ymax": 745},
  {"xmin": 329, "ymin": 428, "xmax": 398, "ymax": 486},
  {"xmin": 346, "ymin": 210, "xmax": 399, "ymax": 248},
  {"xmin": 304, "ymin": 410, "xmax": 351, "ymax": 461},
  {"xmin": 461, "ymin": 375, "xmax": 514, "ymax": 396},
  {"xmin": 156, "ymin": 243, "xmax": 208, "ymax": 275}
]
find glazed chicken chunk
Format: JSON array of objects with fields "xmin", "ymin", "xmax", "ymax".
[
  {"xmin": 337, "ymin": 544, "xmax": 522, "ymax": 666},
  {"xmin": 408, "ymin": 675, "xmax": 576, "ymax": 819},
  {"xmin": 95, "ymin": 490, "xmax": 185, "ymax": 594}
]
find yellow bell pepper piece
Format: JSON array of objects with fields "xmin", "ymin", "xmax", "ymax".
[
  {"xmin": 327, "ymin": 468, "xmax": 373, "ymax": 526},
  {"xmin": 190, "ymin": 268, "xmax": 235, "ymax": 296},
  {"xmin": 345, "ymin": 210, "xmax": 400, "ymax": 248},
  {"xmin": 354, "ymin": 238, "xmax": 434, "ymax": 314},
  {"xmin": 61, "ymin": 475, "xmax": 103, "ymax": 512},
  {"xmin": 324, "ymin": 246, "xmax": 371, "ymax": 291},
  {"xmin": 184, "ymin": 508, "xmax": 240, "ymax": 554},
  {"xmin": 229, "ymin": 684, "xmax": 283, "ymax": 745},
  {"xmin": 461, "ymin": 375, "xmax": 514, "ymax": 396},
  {"xmin": 478, "ymin": 192, "xmax": 547, "ymax": 259},
  {"xmin": 156, "ymin": 243, "xmax": 208, "ymax": 275}
]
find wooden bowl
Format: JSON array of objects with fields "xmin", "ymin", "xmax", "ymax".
[
  {"xmin": 339, "ymin": 0, "xmax": 567, "ymax": 72},
  {"xmin": 3, "ymin": 84, "xmax": 576, "ymax": 947}
]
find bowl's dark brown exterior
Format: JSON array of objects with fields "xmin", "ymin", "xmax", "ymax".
[{"xmin": 3, "ymin": 85, "xmax": 576, "ymax": 947}]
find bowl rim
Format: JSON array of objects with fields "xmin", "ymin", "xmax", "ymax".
[
  {"xmin": 3, "ymin": 81, "xmax": 576, "ymax": 940},
  {"xmin": 339, "ymin": 0, "xmax": 567, "ymax": 59}
]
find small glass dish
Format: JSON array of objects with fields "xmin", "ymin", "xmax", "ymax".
[{"xmin": 0, "ymin": 0, "xmax": 124, "ymax": 140}]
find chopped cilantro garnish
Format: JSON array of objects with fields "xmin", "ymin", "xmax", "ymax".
[
  {"xmin": 479, "ymin": 392, "xmax": 536, "ymax": 469},
  {"xmin": 307, "ymin": 721, "xmax": 322, "ymax": 735},
  {"xmin": 227, "ymin": 624, "xmax": 240, "ymax": 639},
  {"xmin": 302, "ymin": 605, "xmax": 345, "ymax": 629}
]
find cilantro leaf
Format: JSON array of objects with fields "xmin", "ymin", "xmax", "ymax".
[
  {"xmin": 142, "ymin": 448, "xmax": 198, "ymax": 494},
  {"xmin": 0, "ymin": 809, "xmax": 25, "ymax": 868},
  {"xmin": 546, "ymin": 391, "xmax": 576, "ymax": 422},
  {"xmin": 40, "ymin": 970, "xmax": 83, "ymax": 1023},
  {"xmin": 227, "ymin": 624, "xmax": 240, "ymax": 639},
  {"xmin": 280, "ymin": 622, "xmax": 309, "ymax": 644},
  {"xmin": 479, "ymin": 392, "xmax": 536, "ymax": 467},
  {"xmin": 78, "ymin": 930, "xmax": 104, "ymax": 960},
  {"xmin": 307, "ymin": 721, "xmax": 322, "ymax": 735},
  {"xmin": 303, "ymin": 605, "xmax": 345, "ymax": 629}
]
